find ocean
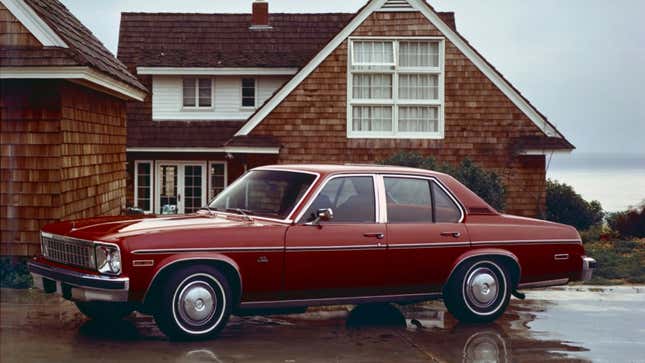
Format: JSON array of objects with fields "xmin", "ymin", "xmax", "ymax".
[{"xmin": 547, "ymin": 153, "xmax": 645, "ymax": 213}]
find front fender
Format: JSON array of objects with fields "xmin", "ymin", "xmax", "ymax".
[{"xmin": 131, "ymin": 252, "xmax": 243, "ymax": 307}]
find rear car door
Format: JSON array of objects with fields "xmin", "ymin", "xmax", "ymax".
[
  {"xmin": 285, "ymin": 175, "xmax": 386, "ymax": 300},
  {"xmin": 382, "ymin": 175, "xmax": 470, "ymax": 294}
]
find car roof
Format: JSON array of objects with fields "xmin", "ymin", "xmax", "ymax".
[{"xmin": 254, "ymin": 164, "xmax": 446, "ymax": 177}]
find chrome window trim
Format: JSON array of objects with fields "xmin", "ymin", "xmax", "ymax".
[
  {"xmin": 208, "ymin": 168, "xmax": 321, "ymax": 224},
  {"xmin": 293, "ymin": 173, "xmax": 380, "ymax": 224},
  {"xmin": 379, "ymin": 173, "xmax": 466, "ymax": 223}
]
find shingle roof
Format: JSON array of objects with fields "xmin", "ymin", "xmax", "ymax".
[
  {"xmin": 514, "ymin": 135, "xmax": 575, "ymax": 151},
  {"xmin": 6, "ymin": 0, "xmax": 146, "ymax": 92},
  {"xmin": 117, "ymin": 12, "xmax": 456, "ymax": 70}
]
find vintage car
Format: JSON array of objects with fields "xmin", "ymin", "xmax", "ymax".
[{"xmin": 29, "ymin": 164, "xmax": 596, "ymax": 340}]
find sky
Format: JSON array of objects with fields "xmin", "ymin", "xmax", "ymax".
[{"xmin": 59, "ymin": 0, "xmax": 645, "ymax": 155}]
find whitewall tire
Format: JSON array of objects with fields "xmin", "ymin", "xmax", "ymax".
[
  {"xmin": 154, "ymin": 265, "xmax": 231, "ymax": 340},
  {"xmin": 444, "ymin": 259, "xmax": 511, "ymax": 323}
]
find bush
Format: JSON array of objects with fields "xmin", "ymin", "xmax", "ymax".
[
  {"xmin": 584, "ymin": 240, "xmax": 645, "ymax": 284},
  {"xmin": 545, "ymin": 179, "xmax": 604, "ymax": 230},
  {"xmin": 380, "ymin": 152, "xmax": 506, "ymax": 210},
  {"xmin": 606, "ymin": 202, "xmax": 645, "ymax": 238},
  {"xmin": 0, "ymin": 257, "xmax": 33, "ymax": 289}
]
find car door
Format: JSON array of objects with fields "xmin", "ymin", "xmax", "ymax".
[
  {"xmin": 284, "ymin": 175, "xmax": 386, "ymax": 300},
  {"xmin": 382, "ymin": 175, "xmax": 470, "ymax": 294}
]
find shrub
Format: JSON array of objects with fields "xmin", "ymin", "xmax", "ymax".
[
  {"xmin": 0, "ymin": 257, "xmax": 33, "ymax": 289},
  {"xmin": 380, "ymin": 152, "xmax": 506, "ymax": 210},
  {"xmin": 606, "ymin": 202, "xmax": 645, "ymax": 238},
  {"xmin": 545, "ymin": 179, "xmax": 604, "ymax": 230},
  {"xmin": 584, "ymin": 240, "xmax": 645, "ymax": 284}
]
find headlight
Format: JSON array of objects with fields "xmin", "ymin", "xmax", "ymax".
[{"xmin": 95, "ymin": 244, "xmax": 121, "ymax": 275}]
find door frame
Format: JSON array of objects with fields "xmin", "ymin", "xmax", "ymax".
[{"xmin": 154, "ymin": 160, "xmax": 207, "ymax": 214}]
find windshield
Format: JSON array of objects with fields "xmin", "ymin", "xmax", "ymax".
[{"xmin": 209, "ymin": 170, "xmax": 317, "ymax": 220}]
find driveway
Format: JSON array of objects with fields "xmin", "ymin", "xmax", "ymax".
[{"xmin": 1, "ymin": 285, "xmax": 643, "ymax": 362}]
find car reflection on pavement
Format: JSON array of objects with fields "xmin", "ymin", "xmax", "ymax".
[{"xmin": 1, "ymin": 286, "xmax": 644, "ymax": 362}]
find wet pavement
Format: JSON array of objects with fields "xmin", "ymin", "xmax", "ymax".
[{"xmin": 1, "ymin": 285, "xmax": 643, "ymax": 362}]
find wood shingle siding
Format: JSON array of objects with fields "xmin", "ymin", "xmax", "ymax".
[
  {"xmin": 1, "ymin": 80, "xmax": 128, "ymax": 256},
  {"xmin": 0, "ymin": 3, "xmax": 41, "ymax": 47},
  {"xmin": 247, "ymin": 11, "xmax": 550, "ymax": 217}
]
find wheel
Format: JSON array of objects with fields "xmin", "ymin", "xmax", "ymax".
[
  {"xmin": 75, "ymin": 301, "xmax": 134, "ymax": 321},
  {"xmin": 443, "ymin": 259, "xmax": 511, "ymax": 323},
  {"xmin": 153, "ymin": 265, "xmax": 232, "ymax": 340}
]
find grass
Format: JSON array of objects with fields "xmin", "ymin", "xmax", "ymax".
[{"xmin": 583, "ymin": 239, "xmax": 645, "ymax": 285}]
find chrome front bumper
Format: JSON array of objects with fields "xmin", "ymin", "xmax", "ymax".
[
  {"xmin": 581, "ymin": 256, "xmax": 597, "ymax": 281},
  {"xmin": 28, "ymin": 260, "xmax": 129, "ymax": 302}
]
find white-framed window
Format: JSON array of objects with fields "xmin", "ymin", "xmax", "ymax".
[
  {"xmin": 241, "ymin": 78, "xmax": 256, "ymax": 108},
  {"xmin": 208, "ymin": 161, "xmax": 228, "ymax": 200},
  {"xmin": 183, "ymin": 78, "xmax": 213, "ymax": 108},
  {"xmin": 134, "ymin": 160, "xmax": 153, "ymax": 213},
  {"xmin": 347, "ymin": 37, "xmax": 445, "ymax": 139}
]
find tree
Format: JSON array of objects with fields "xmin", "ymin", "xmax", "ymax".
[
  {"xmin": 545, "ymin": 179, "xmax": 604, "ymax": 230},
  {"xmin": 607, "ymin": 202, "xmax": 645, "ymax": 238}
]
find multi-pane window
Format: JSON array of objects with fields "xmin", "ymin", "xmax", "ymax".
[
  {"xmin": 135, "ymin": 162, "xmax": 152, "ymax": 212},
  {"xmin": 209, "ymin": 162, "xmax": 226, "ymax": 200},
  {"xmin": 183, "ymin": 78, "xmax": 212, "ymax": 108},
  {"xmin": 241, "ymin": 78, "xmax": 256, "ymax": 107},
  {"xmin": 348, "ymin": 38, "xmax": 443, "ymax": 138},
  {"xmin": 183, "ymin": 165, "xmax": 203, "ymax": 214}
]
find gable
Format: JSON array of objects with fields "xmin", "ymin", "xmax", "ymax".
[
  {"xmin": 0, "ymin": 0, "xmax": 66, "ymax": 47},
  {"xmin": 0, "ymin": 3, "xmax": 39, "ymax": 47},
  {"xmin": 236, "ymin": 0, "xmax": 568, "ymax": 145}
]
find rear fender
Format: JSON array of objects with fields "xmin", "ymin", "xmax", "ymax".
[{"xmin": 445, "ymin": 248, "xmax": 521, "ymax": 288}]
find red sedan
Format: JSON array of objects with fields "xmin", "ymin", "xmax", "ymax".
[{"xmin": 29, "ymin": 164, "xmax": 596, "ymax": 340}]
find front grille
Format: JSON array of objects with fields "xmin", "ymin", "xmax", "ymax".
[{"xmin": 41, "ymin": 234, "xmax": 96, "ymax": 270}]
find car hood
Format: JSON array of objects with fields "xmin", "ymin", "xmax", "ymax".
[{"xmin": 43, "ymin": 213, "xmax": 279, "ymax": 243}]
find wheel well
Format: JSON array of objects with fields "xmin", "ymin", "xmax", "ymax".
[
  {"xmin": 445, "ymin": 254, "xmax": 521, "ymax": 291},
  {"xmin": 142, "ymin": 259, "xmax": 242, "ymax": 313}
]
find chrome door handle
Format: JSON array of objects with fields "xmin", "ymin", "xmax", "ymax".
[
  {"xmin": 440, "ymin": 232, "xmax": 462, "ymax": 238},
  {"xmin": 363, "ymin": 233, "xmax": 385, "ymax": 239}
]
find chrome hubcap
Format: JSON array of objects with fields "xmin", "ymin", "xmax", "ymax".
[
  {"xmin": 465, "ymin": 267, "xmax": 499, "ymax": 309},
  {"xmin": 177, "ymin": 281, "xmax": 217, "ymax": 326}
]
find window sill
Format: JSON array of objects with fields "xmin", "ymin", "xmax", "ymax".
[
  {"xmin": 346, "ymin": 133, "xmax": 445, "ymax": 140},
  {"xmin": 181, "ymin": 106, "xmax": 214, "ymax": 111}
]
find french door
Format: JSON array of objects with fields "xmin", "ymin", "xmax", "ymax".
[{"xmin": 155, "ymin": 162, "xmax": 207, "ymax": 214}]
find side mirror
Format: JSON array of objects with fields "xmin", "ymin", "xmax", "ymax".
[{"xmin": 308, "ymin": 208, "xmax": 334, "ymax": 226}]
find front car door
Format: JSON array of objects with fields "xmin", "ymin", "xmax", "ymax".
[
  {"xmin": 382, "ymin": 175, "xmax": 470, "ymax": 294},
  {"xmin": 285, "ymin": 175, "xmax": 386, "ymax": 300}
]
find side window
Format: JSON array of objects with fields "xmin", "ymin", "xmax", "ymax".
[
  {"xmin": 384, "ymin": 177, "xmax": 432, "ymax": 223},
  {"xmin": 301, "ymin": 176, "xmax": 375, "ymax": 223},
  {"xmin": 432, "ymin": 182, "xmax": 462, "ymax": 223}
]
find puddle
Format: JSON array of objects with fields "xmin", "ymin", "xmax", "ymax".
[{"xmin": 2, "ymin": 286, "xmax": 644, "ymax": 362}]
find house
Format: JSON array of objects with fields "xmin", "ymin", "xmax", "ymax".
[
  {"xmin": 118, "ymin": 0, "xmax": 573, "ymax": 219},
  {"xmin": 0, "ymin": 0, "xmax": 146, "ymax": 255}
]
